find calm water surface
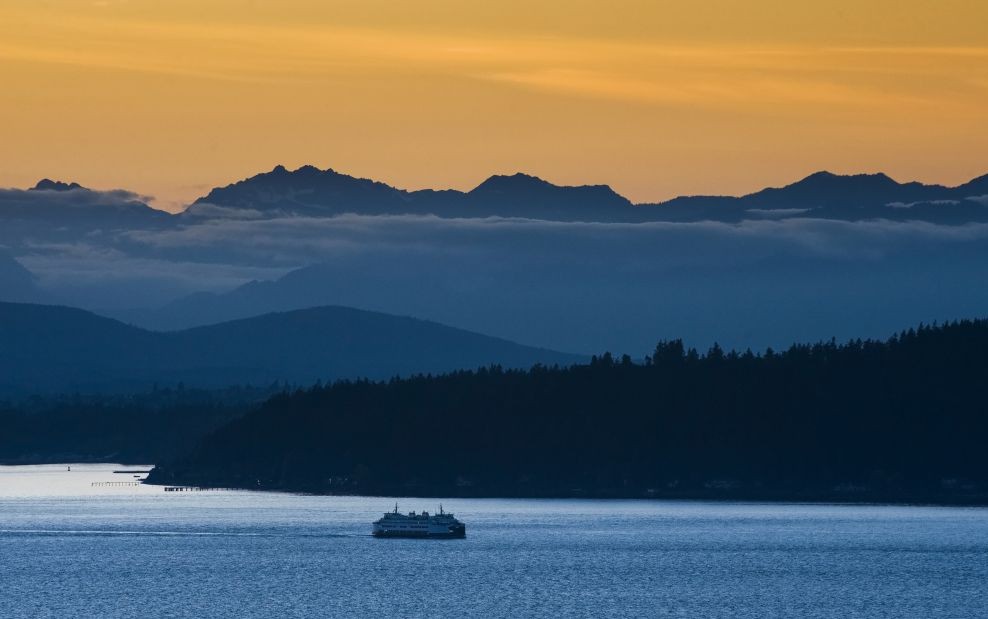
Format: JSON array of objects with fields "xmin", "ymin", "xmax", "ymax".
[{"xmin": 1, "ymin": 464, "xmax": 986, "ymax": 618}]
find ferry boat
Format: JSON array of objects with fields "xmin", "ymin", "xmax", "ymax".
[{"xmin": 372, "ymin": 504, "xmax": 466, "ymax": 539}]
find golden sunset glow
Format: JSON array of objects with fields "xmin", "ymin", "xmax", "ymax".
[{"xmin": 1, "ymin": 0, "xmax": 986, "ymax": 210}]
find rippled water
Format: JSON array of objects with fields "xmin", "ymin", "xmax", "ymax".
[{"xmin": 1, "ymin": 464, "xmax": 986, "ymax": 618}]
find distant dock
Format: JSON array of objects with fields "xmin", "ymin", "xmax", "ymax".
[
  {"xmin": 163, "ymin": 486, "xmax": 224, "ymax": 492},
  {"xmin": 88, "ymin": 481, "xmax": 228, "ymax": 491}
]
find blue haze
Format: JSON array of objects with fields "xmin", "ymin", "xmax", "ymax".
[{"xmin": 5, "ymin": 169, "xmax": 988, "ymax": 354}]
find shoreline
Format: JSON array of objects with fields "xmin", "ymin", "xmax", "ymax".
[
  {"xmin": 0, "ymin": 457, "xmax": 155, "ymax": 467},
  {"xmin": 9, "ymin": 461, "xmax": 985, "ymax": 506},
  {"xmin": 141, "ymin": 476, "xmax": 988, "ymax": 507}
]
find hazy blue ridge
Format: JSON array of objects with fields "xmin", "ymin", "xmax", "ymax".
[{"xmin": 0, "ymin": 302, "xmax": 583, "ymax": 397}]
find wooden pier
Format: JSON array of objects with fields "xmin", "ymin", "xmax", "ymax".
[
  {"xmin": 88, "ymin": 481, "xmax": 229, "ymax": 491},
  {"xmin": 163, "ymin": 486, "xmax": 222, "ymax": 492}
]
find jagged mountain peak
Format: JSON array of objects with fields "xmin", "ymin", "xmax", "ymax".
[
  {"xmin": 31, "ymin": 179, "xmax": 86, "ymax": 192},
  {"xmin": 470, "ymin": 172, "xmax": 621, "ymax": 195},
  {"xmin": 467, "ymin": 172, "xmax": 632, "ymax": 216},
  {"xmin": 190, "ymin": 165, "xmax": 409, "ymax": 215},
  {"xmin": 737, "ymin": 169, "xmax": 939, "ymax": 211},
  {"xmin": 471, "ymin": 172, "xmax": 554, "ymax": 192},
  {"xmin": 784, "ymin": 170, "xmax": 899, "ymax": 190},
  {"xmin": 177, "ymin": 164, "xmax": 988, "ymax": 222}
]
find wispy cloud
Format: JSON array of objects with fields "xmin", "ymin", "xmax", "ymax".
[
  {"xmin": 1, "ymin": 7, "xmax": 985, "ymax": 112},
  {"xmin": 0, "ymin": 185, "xmax": 154, "ymax": 211},
  {"xmin": 120, "ymin": 213, "xmax": 988, "ymax": 269}
]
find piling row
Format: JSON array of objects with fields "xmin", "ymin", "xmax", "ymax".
[{"xmin": 163, "ymin": 486, "xmax": 224, "ymax": 492}]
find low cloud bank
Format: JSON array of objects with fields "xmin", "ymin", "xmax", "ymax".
[
  {"xmin": 18, "ymin": 213, "xmax": 979, "ymax": 352},
  {"xmin": 124, "ymin": 212, "xmax": 988, "ymax": 267},
  {"xmin": 0, "ymin": 185, "xmax": 156, "ymax": 213}
]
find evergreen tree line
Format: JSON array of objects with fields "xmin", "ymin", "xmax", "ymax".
[
  {"xmin": 0, "ymin": 385, "xmax": 281, "ymax": 464},
  {"xmin": 150, "ymin": 320, "xmax": 988, "ymax": 501}
]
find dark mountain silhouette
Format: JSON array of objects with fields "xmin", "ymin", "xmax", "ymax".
[
  {"xmin": 748, "ymin": 171, "xmax": 942, "ymax": 207},
  {"xmin": 956, "ymin": 173, "xmax": 988, "ymax": 195},
  {"xmin": 0, "ymin": 302, "xmax": 582, "ymax": 397},
  {"xmin": 465, "ymin": 172, "xmax": 634, "ymax": 219},
  {"xmin": 31, "ymin": 179, "xmax": 85, "ymax": 192},
  {"xmin": 644, "ymin": 171, "xmax": 988, "ymax": 222},
  {"xmin": 4, "ymin": 167, "xmax": 987, "ymax": 225},
  {"xmin": 188, "ymin": 165, "xmax": 415, "ymax": 217},
  {"xmin": 149, "ymin": 320, "xmax": 988, "ymax": 503},
  {"xmin": 188, "ymin": 165, "xmax": 637, "ymax": 221},
  {"xmin": 184, "ymin": 165, "xmax": 988, "ymax": 223}
]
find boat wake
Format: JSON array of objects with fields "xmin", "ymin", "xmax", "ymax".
[{"xmin": 0, "ymin": 529, "xmax": 366, "ymax": 539}]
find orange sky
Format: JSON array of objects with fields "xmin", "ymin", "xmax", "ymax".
[{"xmin": 1, "ymin": 0, "xmax": 986, "ymax": 212}]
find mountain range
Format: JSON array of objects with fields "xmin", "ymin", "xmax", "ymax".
[
  {"xmin": 185, "ymin": 165, "xmax": 637, "ymax": 221},
  {"xmin": 648, "ymin": 171, "xmax": 988, "ymax": 223},
  {"xmin": 3, "ymin": 166, "xmax": 986, "ymax": 228},
  {"xmin": 5, "ymin": 165, "xmax": 988, "ymax": 357},
  {"xmin": 0, "ymin": 302, "xmax": 582, "ymax": 397},
  {"xmin": 183, "ymin": 165, "xmax": 988, "ymax": 223}
]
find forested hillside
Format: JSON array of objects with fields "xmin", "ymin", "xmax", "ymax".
[
  {"xmin": 0, "ymin": 386, "xmax": 277, "ymax": 464},
  {"xmin": 149, "ymin": 321, "xmax": 988, "ymax": 502}
]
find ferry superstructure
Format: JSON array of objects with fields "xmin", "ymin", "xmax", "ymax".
[{"xmin": 372, "ymin": 504, "xmax": 466, "ymax": 539}]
